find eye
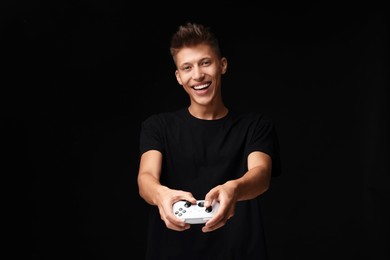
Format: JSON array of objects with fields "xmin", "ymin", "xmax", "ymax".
[
  {"xmin": 201, "ymin": 60, "xmax": 211, "ymax": 66},
  {"xmin": 182, "ymin": 65, "xmax": 191, "ymax": 71}
]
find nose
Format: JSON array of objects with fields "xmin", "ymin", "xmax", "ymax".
[{"xmin": 192, "ymin": 68, "xmax": 205, "ymax": 80}]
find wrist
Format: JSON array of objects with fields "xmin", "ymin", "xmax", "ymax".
[
  {"xmin": 153, "ymin": 185, "xmax": 169, "ymax": 205},
  {"xmin": 224, "ymin": 179, "xmax": 240, "ymax": 198}
]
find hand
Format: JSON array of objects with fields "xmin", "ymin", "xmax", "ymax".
[
  {"xmin": 201, "ymin": 182, "xmax": 237, "ymax": 233},
  {"xmin": 154, "ymin": 186, "xmax": 197, "ymax": 231}
]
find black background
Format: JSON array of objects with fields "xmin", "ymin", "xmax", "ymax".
[{"xmin": 3, "ymin": 2, "xmax": 389, "ymax": 259}]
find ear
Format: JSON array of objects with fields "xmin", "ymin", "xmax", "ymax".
[
  {"xmin": 175, "ymin": 70, "xmax": 183, "ymax": 85},
  {"xmin": 221, "ymin": 57, "xmax": 228, "ymax": 75}
]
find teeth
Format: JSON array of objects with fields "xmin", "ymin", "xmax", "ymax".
[{"xmin": 193, "ymin": 84, "xmax": 209, "ymax": 90}]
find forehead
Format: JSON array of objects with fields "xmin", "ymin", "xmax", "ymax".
[{"xmin": 175, "ymin": 44, "xmax": 217, "ymax": 66}]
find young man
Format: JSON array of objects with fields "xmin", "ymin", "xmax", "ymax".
[{"xmin": 137, "ymin": 22, "xmax": 281, "ymax": 259}]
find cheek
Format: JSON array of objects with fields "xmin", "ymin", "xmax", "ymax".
[{"xmin": 178, "ymin": 75, "xmax": 191, "ymax": 86}]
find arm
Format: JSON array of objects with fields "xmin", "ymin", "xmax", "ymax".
[
  {"xmin": 137, "ymin": 150, "xmax": 197, "ymax": 231},
  {"xmin": 202, "ymin": 151, "xmax": 272, "ymax": 232},
  {"xmin": 227, "ymin": 151, "xmax": 272, "ymax": 201},
  {"xmin": 137, "ymin": 150, "xmax": 165, "ymax": 205}
]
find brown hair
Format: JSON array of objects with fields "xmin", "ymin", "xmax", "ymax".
[{"xmin": 170, "ymin": 22, "xmax": 221, "ymax": 63}]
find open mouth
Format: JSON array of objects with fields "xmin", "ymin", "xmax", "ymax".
[{"xmin": 192, "ymin": 83, "xmax": 210, "ymax": 91}]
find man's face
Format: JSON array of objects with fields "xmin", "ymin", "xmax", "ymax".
[{"xmin": 174, "ymin": 44, "xmax": 227, "ymax": 107}]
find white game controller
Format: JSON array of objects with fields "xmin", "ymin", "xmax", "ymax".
[{"xmin": 172, "ymin": 200, "xmax": 220, "ymax": 224}]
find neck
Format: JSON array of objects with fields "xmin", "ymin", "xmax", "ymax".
[{"xmin": 188, "ymin": 104, "xmax": 228, "ymax": 120}]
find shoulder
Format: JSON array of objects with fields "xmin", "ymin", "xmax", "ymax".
[
  {"xmin": 142, "ymin": 108, "xmax": 187, "ymax": 126},
  {"xmin": 229, "ymin": 110, "xmax": 274, "ymax": 125}
]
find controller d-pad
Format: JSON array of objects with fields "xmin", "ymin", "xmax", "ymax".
[{"xmin": 174, "ymin": 207, "xmax": 187, "ymax": 217}]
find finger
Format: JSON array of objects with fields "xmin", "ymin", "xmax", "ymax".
[
  {"xmin": 202, "ymin": 221, "xmax": 225, "ymax": 233},
  {"xmin": 166, "ymin": 221, "xmax": 191, "ymax": 231}
]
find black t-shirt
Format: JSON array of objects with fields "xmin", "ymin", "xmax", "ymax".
[{"xmin": 139, "ymin": 108, "xmax": 281, "ymax": 260}]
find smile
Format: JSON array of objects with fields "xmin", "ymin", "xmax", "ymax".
[{"xmin": 192, "ymin": 83, "xmax": 210, "ymax": 90}]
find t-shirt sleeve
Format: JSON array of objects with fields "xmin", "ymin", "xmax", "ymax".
[
  {"xmin": 247, "ymin": 115, "xmax": 282, "ymax": 177},
  {"xmin": 139, "ymin": 115, "xmax": 165, "ymax": 156}
]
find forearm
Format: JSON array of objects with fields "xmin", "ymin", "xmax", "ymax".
[
  {"xmin": 225, "ymin": 165, "xmax": 271, "ymax": 201},
  {"xmin": 138, "ymin": 172, "xmax": 169, "ymax": 206}
]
